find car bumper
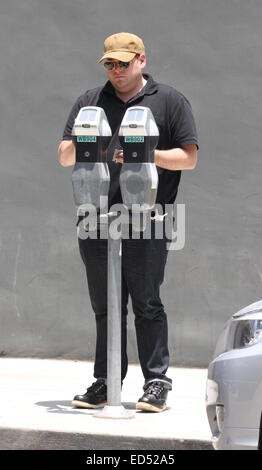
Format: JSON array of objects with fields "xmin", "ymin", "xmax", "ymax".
[{"xmin": 212, "ymin": 426, "xmax": 259, "ymax": 450}]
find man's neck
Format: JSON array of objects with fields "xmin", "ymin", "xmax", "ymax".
[{"xmin": 115, "ymin": 77, "xmax": 147, "ymax": 103}]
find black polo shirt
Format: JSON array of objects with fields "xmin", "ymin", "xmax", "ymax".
[{"xmin": 62, "ymin": 74, "xmax": 198, "ymax": 208}]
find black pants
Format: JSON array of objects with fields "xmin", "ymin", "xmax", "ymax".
[{"xmin": 78, "ymin": 231, "xmax": 171, "ymax": 385}]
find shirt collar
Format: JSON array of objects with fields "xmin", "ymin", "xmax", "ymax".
[{"xmin": 102, "ymin": 74, "xmax": 158, "ymax": 99}]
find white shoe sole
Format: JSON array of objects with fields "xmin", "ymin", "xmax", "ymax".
[
  {"xmin": 136, "ymin": 401, "xmax": 166, "ymax": 413},
  {"xmin": 72, "ymin": 400, "xmax": 107, "ymax": 409}
]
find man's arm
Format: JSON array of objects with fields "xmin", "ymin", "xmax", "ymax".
[
  {"xmin": 58, "ymin": 140, "xmax": 76, "ymax": 167},
  {"xmin": 154, "ymin": 144, "xmax": 197, "ymax": 171},
  {"xmin": 113, "ymin": 144, "xmax": 197, "ymax": 170}
]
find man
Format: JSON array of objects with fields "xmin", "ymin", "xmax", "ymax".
[{"xmin": 58, "ymin": 32, "xmax": 198, "ymax": 412}]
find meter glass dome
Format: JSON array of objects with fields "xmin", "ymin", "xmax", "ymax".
[
  {"xmin": 80, "ymin": 109, "xmax": 97, "ymax": 121},
  {"xmin": 127, "ymin": 109, "xmax": 144, "ymax": 122}
]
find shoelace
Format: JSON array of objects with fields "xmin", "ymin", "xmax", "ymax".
[
  {"xmin": 145, "ymin": 381, "xmax": 165, "ymax": 398},
  {"xmin": 86, "ymin": 380, "xmax": 106, "ymax": 394}
]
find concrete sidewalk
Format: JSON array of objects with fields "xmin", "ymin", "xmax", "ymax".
[{"xmin": 0, "ymin": 358, "xmax": 212, "ymax": 450}]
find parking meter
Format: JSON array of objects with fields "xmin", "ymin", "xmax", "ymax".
[
  {"xmin": 118, "ymin": 106, "xmax": 159, "ymax": 211},
  {"xmin": 71, "ymin": 106, "xmax": 111, "ymax": 213}
]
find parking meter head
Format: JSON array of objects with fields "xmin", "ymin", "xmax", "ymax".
[
  {"xmin": 119, "ymin": 106, "xmax": 159, "ymax": 211},
  {"xmin": 119, "ymin": 107, "xmax": 159, "ymax": 139},
  {"xmin": 72, "ymin": 107, "xmax": 112, "ymax": 137},
  {"xmin": 71, "ymin": 106, "xmax": 111, "ymax": 211},
  {"xmin": 72, "ymin": 106, "xmax": 111, "ymax": 163}
]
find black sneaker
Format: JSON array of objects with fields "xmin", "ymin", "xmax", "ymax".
[
  {"xmin": 72, "ymin": 379, "xmax": 107, "ymax": 409},
  {"xmin": 136, "ymin": 379, "xmax": 171, "ymax": 413}
]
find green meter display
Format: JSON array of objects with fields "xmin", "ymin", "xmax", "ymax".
[
  {"xmin": 77, "ymin": 136, "xmax": 97, "ymax": 143},
  {"xmin": 124, "ymin": 136, "xmax": 145, "ymax": 143}
]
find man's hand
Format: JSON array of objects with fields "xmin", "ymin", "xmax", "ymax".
[
  {"xmin": 58, "ymin": 140, "xmax": 76, "ymax": 167},
  {"xmin": 113, "ymin": 149, "xmax": 124, "ymax": 164}
]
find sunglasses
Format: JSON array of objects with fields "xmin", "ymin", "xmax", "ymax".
[{"xmin": 103, "ymin": 60, "xmax": 133, "ymax": 71}]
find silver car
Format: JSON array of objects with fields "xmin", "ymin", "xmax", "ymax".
[{"xmin": 206, "ymin": 299, "xmax": 262, "ymax": 450}]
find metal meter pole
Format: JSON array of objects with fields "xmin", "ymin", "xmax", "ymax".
[
  {"xmin": 94, "ymin": 214, "xmax": 134, "ymax": 419},
  {"xmin": 107, "ymin": 214, "xmax": 122, "ymax": 406}
]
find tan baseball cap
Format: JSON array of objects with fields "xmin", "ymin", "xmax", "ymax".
[{"xmin": 98, "ymin": 32, "xmax": 145, "ymax": 63}]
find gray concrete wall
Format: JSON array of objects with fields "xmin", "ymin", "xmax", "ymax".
[{"xmin": 1, "ymin": 0, "xmax": 261, "ymax": 366}]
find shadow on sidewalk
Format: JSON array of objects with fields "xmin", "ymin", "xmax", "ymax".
[{"xmin": 35, "ymin": 400, "xmax": 138, "ymax": 414}]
